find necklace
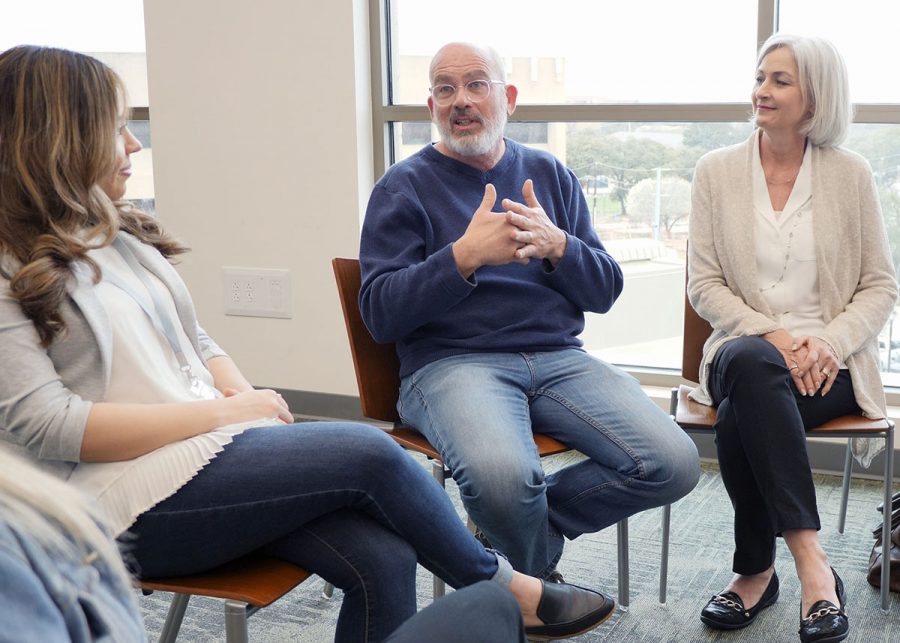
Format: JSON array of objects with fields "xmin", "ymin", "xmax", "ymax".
[
  {"xmin": 758, "ymin": 208, "xmax": 806, "ymax": 292},
  {"xmin": 764, "ymin": 170, "xmax": 799, "ymax": 185}
]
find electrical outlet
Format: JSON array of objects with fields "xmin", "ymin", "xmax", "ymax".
[{"xmin": 222, "ymin": 267, "xmax": 292, "ymax": 318}]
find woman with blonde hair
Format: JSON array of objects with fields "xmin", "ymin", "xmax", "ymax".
[
  {"xmin": 689, "ymin": 34, "xmax": 897, "ymax": 643},
  {"xmin": 0, "ymin": 45, "xmax": 612, "ymax": 642}
]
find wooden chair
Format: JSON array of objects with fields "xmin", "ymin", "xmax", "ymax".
[
  {"xmin": 139, "ymin": 556, "xmax": 311, "ymax": 643},
  {"xmin": 331, "ymin": 257, "xmax": 634, "ymax": 606},
  {"xmin": 658, "ymin": 277, "xmax": 895, "ymax": 610}
]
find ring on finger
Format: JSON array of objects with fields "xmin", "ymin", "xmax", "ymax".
[
  {"xmin": 821, "ymin": 367, "xmax": 832, "ymax": 377},
  {"xmin": 789, "ymin": 362, "xmax": 799, "ymax": 371}
]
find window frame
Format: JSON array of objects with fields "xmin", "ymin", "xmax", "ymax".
[{"xmin": 367, "ymin": 0, "xmax": 900, "ymax": 405}]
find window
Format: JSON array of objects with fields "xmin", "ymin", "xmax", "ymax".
[
  {"xmin": 373, "ymin": 0, "xmax": 900, "ymax": 386},
  {"xmin": 506, "ymin": 123, "xmax": 550, "ymax": 145},
  {"xmin": 388, "ymin": 0, "xmax": 757, "ymax": 104},
  {"xmin": 779, "ymin": 0, "xmax": 900, "ymax": 103},
  {"xmin": 0, "ymin": 1, "xmax": 152, "ymax": 204}
]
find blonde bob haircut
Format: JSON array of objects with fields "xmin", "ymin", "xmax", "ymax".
[{"xmin": 755, "ymin": 34, "xmax": 853, "ymax": 147}]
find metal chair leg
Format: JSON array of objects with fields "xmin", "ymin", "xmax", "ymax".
[
  {"xmin": 617, "ymin": 518, "xmax": 629, "ymax": 609},
  {"xmin": 431, "ymin": 459, "xmax": 447, "ymax": 599},
  {"xmin": 223, "ymin": 600, "xmax": 250, "ymax": 643},
  {"xmin": 322, "ymin": 581, "xmax": 335, "ymax": 598},
  {"xmin": 660, "ymin": 504, "xmax": 671, "ymax": 605},
  {"xmin": 837, "ymin": 442, "xmax": 853, "ymax": 534},
  {"xmin": 157, "ymin": 593, "xmax": 190, "ymax": 643},
  {"xmin": 881, "ymin": 425, "xmax": 894, "ymax": 612}
]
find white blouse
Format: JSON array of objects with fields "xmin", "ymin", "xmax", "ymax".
[
  {"xmin": 67, "ymin": 245, "xmax": 277, "ymax": 535},
  {"xmin": 753, "ymin": 136, "xmax": 828, "ymax": 340}
]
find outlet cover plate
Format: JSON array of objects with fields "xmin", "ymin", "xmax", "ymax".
[{"xmin": 222, "ymin": 267, "xmax": 292, "ymax": 319}]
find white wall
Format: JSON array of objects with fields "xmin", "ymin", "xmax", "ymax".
[{"xmin": 143, "ymin": 1, "xmax": 373, "ymax": 395}]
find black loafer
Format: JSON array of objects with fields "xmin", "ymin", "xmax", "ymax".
[
  {"xmin": 524, "ymin": 580, "xmax": 616, "ymax": 640},
  {"xmin": 700, "ymin": 571, "xmax": 779, "ymax": 630},
  {"xmin": 798, "ymin": 568, "xmax": 849, "ymax": 643}
]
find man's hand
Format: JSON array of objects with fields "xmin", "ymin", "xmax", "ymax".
[
  {"xmin": 452, "ymin": 183, "xmax": 526, "ymax": 278},
  {"xmin": 502, "ymin": 179, "xmax": 567, "ymax": 266}
]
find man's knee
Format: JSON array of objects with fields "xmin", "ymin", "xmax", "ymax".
[
  {"xmin": 455, "ymin": 454, "xmax": 546, "ymax": 520},
  {"xmin": 646, "ymin": 430, "xmax": 701, "ymax": 503}
]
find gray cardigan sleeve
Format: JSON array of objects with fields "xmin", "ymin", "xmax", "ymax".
[
  {"xmin": 196, "ymin": 324, "xmax": 227, "ymax": 363},
  {"xmin": 0, "ymin": 285, "xmax": 92, "ymax": 463}
]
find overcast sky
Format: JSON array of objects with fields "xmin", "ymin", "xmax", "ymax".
[
  {"xmin": 0, "ymin": 0, "xmax": 145, "ymax": 52},
  {"xmin": 1, "ymin": 1, "xmax": 896, "ymax": 101}
]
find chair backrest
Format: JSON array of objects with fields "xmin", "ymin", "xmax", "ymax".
[
  {"xmin": 332, "ymin": 257, "xmax": 402, "ymax": 423},
  {"xmin": 681, "ymin": 269, "xmax": 713, "ymax": 384}
]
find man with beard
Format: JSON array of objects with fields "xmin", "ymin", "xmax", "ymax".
[{"xmin": 358, "ymin": 42, "xmax": 700, "ymax": 579}]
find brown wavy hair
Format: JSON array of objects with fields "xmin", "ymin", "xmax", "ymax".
[{"xmin": 0, "ymin": 45, "xmax": 187, "ymax": 346}]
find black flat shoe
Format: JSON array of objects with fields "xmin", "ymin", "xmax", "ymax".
[
  {"xmin": 798, "ymin": 568, "xmax": 849, "ymax": 643},
  {"xmin": 700, "ymin": 571, "xmax": 779, "ymax": 630},
  {"xmin": 524, "ymin": 580, "xmax": 616, "ymax": 640}
]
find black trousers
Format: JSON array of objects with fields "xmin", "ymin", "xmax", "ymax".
[{"xmin": 709, "ymin": 336, "xmax": 860, "ymax": 574}]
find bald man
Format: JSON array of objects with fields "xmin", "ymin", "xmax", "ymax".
[{"xmin": 359, "ymin": 42, "xmax": 700, "ymax": 579}]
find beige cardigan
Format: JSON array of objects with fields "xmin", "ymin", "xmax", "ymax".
[{"xmin": 688, "ymin": 131, "xmax": 898, "ymax": 467}]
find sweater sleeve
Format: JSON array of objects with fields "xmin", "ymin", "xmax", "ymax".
[
  {"xmin": 817, "ymin": 162, "xmax": 898, "ymax": 362},
  {"xmin": 0, "ymin": 283, "xmax": 90, "ymax": 464},
  {"xmin": 687, "ymin": 156, "xmax": 781, "ymax": 337},
  {"xmin": 359, "ymin": 185, "xmax": 476, "ymax": 343},
  {"xmin": 196, "ymin": 324, "xmax": 227, "ymax": 363},
  {"xmin": 540, "ymin": 168, "xmax": 623, "ymax": 313}
]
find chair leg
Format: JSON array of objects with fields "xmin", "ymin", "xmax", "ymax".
[
  {"xmin": 837, "ymin": 442, "xmax": 854, "ymax": 534},
  {"xmin": 617, "ymin": 518, "xmax": 629, "ymax": 609},
  {"xmin": 224, "ymin": 600, "xmax": 250, "ymax": 643},
  {"xmin": 881, "ymin": 426, "xmax": 895, "ymax": 612},
  {"xmin": 157, "ymin": 593, "xmax": 190, "ymax": 643},
  {"xmin": 322, "ymin": 581, "xmax": 335, "ymax": 599},
  {"xmin": 431, "ymin": 460, "xmax": 447, "ymax": 599},
  {"xmin": 660, "ymin": 504, "xmax": 671, "ymax": 605}
]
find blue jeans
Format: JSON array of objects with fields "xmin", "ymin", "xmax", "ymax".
[
  {"xmin": 127, "ymin": 422, "xmax": 506, "ymax": 643},
  {"xmin": 709, "ymin": 337, "xmax": 861, "ymax": 574},
  {"xmin": 399, "ymin": 349, "xmax": 700, "ymax": 577}
]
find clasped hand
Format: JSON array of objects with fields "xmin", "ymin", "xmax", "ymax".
[
  {"xmin": 452, "ymin": 180, "xmax": 566, "ymax": 277},
  {"xmin": 762, "ymin": 330, "xmax": 840, "ymax": 396},
  {"xmin": 221, "ymin": 387, "xmax": 294, "ymax": 424}
]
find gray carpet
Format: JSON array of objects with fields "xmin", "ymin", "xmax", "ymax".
[{"xmin": 138, "ymin": 452, "xmax": 899, "ymax": 642}]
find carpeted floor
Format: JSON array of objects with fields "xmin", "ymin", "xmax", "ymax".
[{"xmin": 138, "ymin": 452, "xmax": 899, "ymax": 642}]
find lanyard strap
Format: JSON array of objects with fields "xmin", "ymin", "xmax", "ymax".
[{"xmin": 108, "ymin": 237, "xmax": 192, "ymax": 376}]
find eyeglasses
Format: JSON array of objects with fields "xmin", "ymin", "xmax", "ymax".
[{"xmin": 429, "ymin": 79, "xmax": 506, "ymax": 106}]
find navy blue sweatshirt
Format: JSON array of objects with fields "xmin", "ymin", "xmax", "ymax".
[{"xmin": 359, "ymin": 139, "xmax": 623, "ymax": 378}]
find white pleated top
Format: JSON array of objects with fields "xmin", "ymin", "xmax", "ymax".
[{"xmin": 66, "ymin": 245, "xmax": 277, "ymax": 535}]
